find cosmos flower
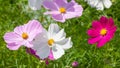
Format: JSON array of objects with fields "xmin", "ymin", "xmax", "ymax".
[
  {"xmin": 72, "ymin": 61, "xmax": 79, "ymax": 67},
  {"xmin": 3, "ymin": 20, "xmax": 43, "ymax": 50},
  {"xmin": 43, "ymin": 0, "xmax": 83, "ymax": 22},
  {"xmin": 28, "ymin": 0, "xmax": 53, "ymax": 10},
  {"xmin": 85, "ymin": 0, "xmax": 112, "ymax": 10},
  {"xmin": 87, "ymin": 16, "xmax": 117, "ymax": 48},
  {"xmin": 28, "ymin": 0, "xmax": 44, "ymax": 10},
  {"xmin": 32, "ymin": 23, "xmax": 73, "ymax": 59}
]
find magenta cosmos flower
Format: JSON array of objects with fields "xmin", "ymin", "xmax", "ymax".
[
  {"xmin": 87, "ymin": 16, "xmax": 117, "ymax": 48},
  {"xmin": 3, "ymin": 20, "xmax": 43, "ymax": 50},
  {"xmin": 43, "ymin": 0, "xmax": 83, "ymax": 22}
]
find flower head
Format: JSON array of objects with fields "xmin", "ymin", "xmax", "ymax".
[
  {"xmin": 85, "ymin": 0, "xmax": 112, "ymax": 10},
  {"xmin": 43, "ymin": 0, "xmax": 83, "ymax": 22},
  {"xmin": 4, "ymin": 20, "xmax": 43, "ymax": 50},
  {"xmin": 32, "ymin": 23, "xmax": 73, "ymax": 59},
  {"xmin": 28, "ymin": 0, "xmax": 44, "ymax": 10},
  {"xmin": 72, "ymin": 61, "xmax": 79, "ymax": 67},
  {"xmin": 87, "ymin": 16, "xmax": 117, "ymax": 48}
]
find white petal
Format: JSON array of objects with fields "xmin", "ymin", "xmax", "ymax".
[
  {"xmin": 103, "ymin": 0, "xmax": 112, "ymax": 8},
  {"xmin": 36, "ymin": 44, "xmax": 50, "ymax": 59},
  {"xmin": 48, "ymin": 24, "xmax": 60, "ymax": 39},
  {"xmin": 56, "ymin": 37, "xmax": 73, "ymax": 50},
  {"xmin": 88, "ymin": 0, "xmax": 99, "ymax": 7},
  {"xmin": 28, "ymin": 0, "xmax": 43, "ymax": 10},
  {"xmin": 52, "ymin": 45, "xmax": 65, "ymax": 59},
  {"xmin": 96, "ymin": 1, "xmax": 104, "ymax": 10},
  {"xmin": 32, "ymin": 29, "xmax": 50, "ymax": 59},
  {"xmin": 53, "ymin": 29, "xmax": 66, "ymax": 42},
  {"xmin": 32, "ymin": 29, "xmax": 48, "ymax": 50}
]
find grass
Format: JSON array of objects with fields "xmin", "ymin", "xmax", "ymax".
[{"xmin": 0, "ymin": 0, "xmax": 120, "ymax": 68}]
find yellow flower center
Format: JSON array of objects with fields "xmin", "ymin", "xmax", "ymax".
[
  {"xmin": 48, "ymin": 39, "xmax": 54, "ymax": 46},
  {"xmin": 59, "ymin": 7, "xmax": 66, "ymax": 13},
  {"xmin": 22, "ymin": 32, "xmax": 28, "ymax": 39},
  {"xmin": 100, "ymin": 28, "xmax": 107, "ymax": 36}
]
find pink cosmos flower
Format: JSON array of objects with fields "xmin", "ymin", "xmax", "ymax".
[
  {"xmin": 87, "ymin": 16, "xmax": 117, "ymax": 48},
  {"xmin": 3, "ymin": 20, "xmax": 43, "ymax": 50},
  {"xmin": 43, "ymin": 0, "xmax": 83, "ymax": 22}
]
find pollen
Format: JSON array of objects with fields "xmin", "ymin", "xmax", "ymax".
[
  {"xmin": 22, "ymin": 32, "xmax": 28, "ymax": 39},
  {"xmin": 48, "ymin": 39, "xmax": 54, "ymax": 46},
  {"xmin": 59, "ymin": 7, "xmax": 66, "ymax": 13},
  {"xmin": 100, "ymin": 28, "xmax": 107, "ymax": 36}
]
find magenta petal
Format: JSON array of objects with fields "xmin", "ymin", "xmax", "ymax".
[
  {"xmin": 7, "ymin": 43, "xmax": 21, "ymax": 50},
  {"xmin": 108, "ymin": 18, "xmax": 114, "ymax": 26},
  {"xmin": 52, "ymin": 14, "xmax": 65, "ymax": 22},
  {"xmin": 26, "ymin": 48, "xmax": 40, "ymax": 59},
  {"xmin": 43, "ymin": 1, "xmax": 58, "ymax": 10},
  {"xmin": 87, "ymin": 29, "xmax": 100, "ymax": 37},
  {"xmin": 97, "ymin": 35, "xmax": 112, "ymax": 48},
  {"xmin": 100, "ymin": 16, "xmax": 108, "ymax": 27},
  {"xmin": 107, "ymin": 26, "xmax": 117, "ymax": 38},
  {"xmin": 48, "ymin": 50, "xmax": 54, "ymax": 60},
  {"xmin": 106, "ymin": 18, "xmax": 115, "ymax": 28},
  {"xmin": 88, "ymin": 36, "xmax": 101, "ymax": 44},
  {"xmin": 92, "ymin": 21, "xmax": 102, "ymax": 29}
]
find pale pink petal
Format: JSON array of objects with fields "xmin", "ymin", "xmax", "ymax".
[
  {"xmin": 44, "ymin": 11, "xmax": 60, "ymax": 15},
  {"xmin": 3, "ymin": 32, "xmax": 22, "ymax": 43},
  {"xmin": 52, "ymin": 14, "xmax": 65, "ymax": 22},
  {"xmin": 43, "ymin": 1, "xmax": 58, "ymax": 10},
  {"xmin": 24, "ymin": 41, "xmax": 33, "ymax": 48},
  {"xmin": 88, "ymin": 36, "xmax": 102, "ymax": 44},
  {"xmin": 64, "ymin": 12, "xmax": 77, "ymax": 19},
  {"xmin": 73, "ymin": 4, "xmax": 83, "ymax": 17},
  {"xmin": 25, "ymin": 20, "xmax": 43, "ymax": 41},
  {"xmin": 65, "ymin": 1, "xmax": 75, "ymax": 9},
  {"xmin": 53, "ymin": 0, "xmax": 67, "ymax": 7},
  {"xmin": 14, "ymin": 25, "xmax": 24, "ymax": 35},
  {"xmin": 7, "ymin": 43, "xmax": 21, "ymax": 50}
]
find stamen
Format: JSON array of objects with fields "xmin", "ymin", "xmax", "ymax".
[
  {"xmin": 22, "ymin": 32, "xmax": 28, "ymax": 39},
  {"xmin": 48, "ymin": 39, "xmax": 54, "ymax": 46},
  {"xmin": 100, "ymin": 28, "xmax": 107, "ymax": 36},
  {"xmin": 59, "ymin": 7, "xmax": 66, "ymax": 13}
]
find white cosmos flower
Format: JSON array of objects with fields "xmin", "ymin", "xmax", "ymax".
[
  {"xmin": 85, "ymin": 0, "xmax": 112, "ymax": 10},
  {"xmin": 32, "ymin": 24, "xmax": 72, "ymax": 59},
  {"xmin": 28, "ymin": 0, "xmax": 52, "ymax": 10}
]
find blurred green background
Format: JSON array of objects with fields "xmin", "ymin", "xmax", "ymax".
[{"xmin": 0, "ymin": 0, "xmax": 120, "ymax": 68}]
